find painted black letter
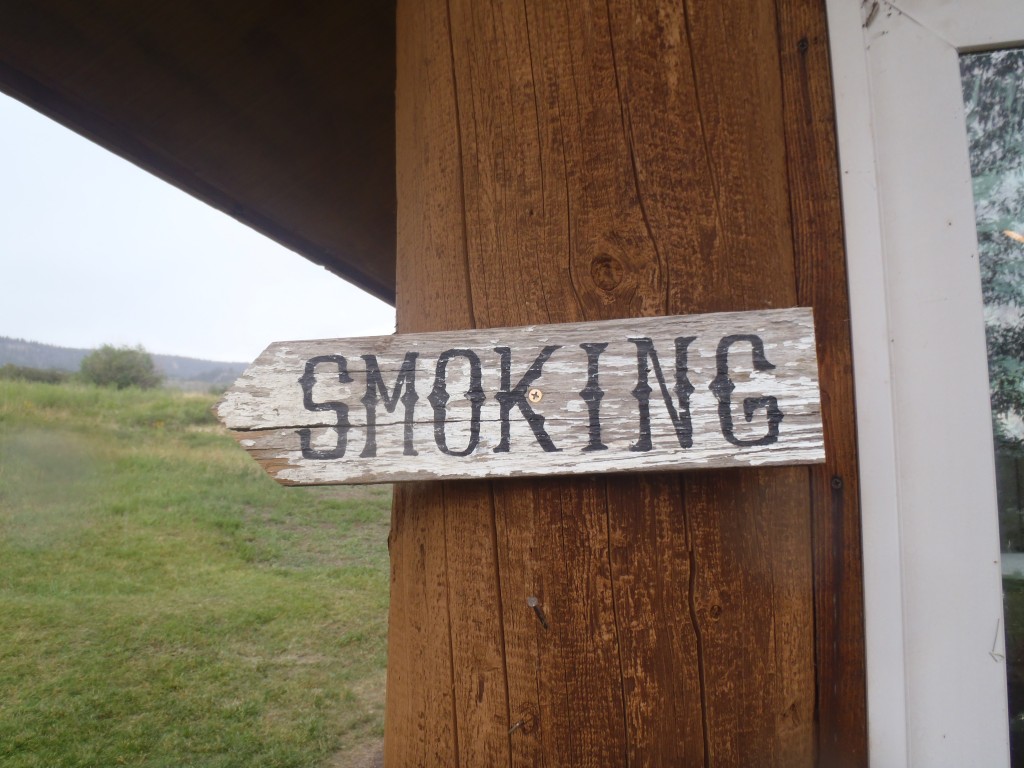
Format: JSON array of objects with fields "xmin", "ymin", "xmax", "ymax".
[
  {"xmin": 628, "ymin": 337, "xmax": 696, "ymax": 451},
  {"xmin": 297, "ymin": 355, "xmax": 352, "ymax": 460},
  {"xmin": 428, "ymin": 349, "xmax": 485, "ymax": 456},
  {"xmin": 493, "ymin": 345, "xmax": 561, "ymax": 453},
  {"xmin": 360, "ymin": 352, "xmax": 419, "ymax": 457},
  {"xmin": 579, "ymin": 342, "xmax": 608, "ymax": 451},
  {"xmin": 709, "ymin": 334, "xmax": 783, "ymax": 447}
]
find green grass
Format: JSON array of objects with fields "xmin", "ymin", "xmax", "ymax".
[{"xmin": 0, "ymin": 380, "xmax": 391, "ymax": 767}]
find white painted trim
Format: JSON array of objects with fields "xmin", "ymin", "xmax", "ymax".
[
  {"xmin": 826, "ymin": 4, "xmax": 909, "ymax": 763},
  {"xmin": 827, "ymin": 1, "xmax": 1024, "ymax": 765},
  {"xmin": 889, "ymin": 0, "xmax": 1024, "ymax": 51}
]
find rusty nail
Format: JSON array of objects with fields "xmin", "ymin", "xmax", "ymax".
[
  {"xmin": 527, "ymin": 595, "xmax": 549, "ymax": 629},
  {"xmin": 527, "ymin": 387, "xmax": 543, "ymax": 404},
  {"xmin": 509, "ymin": 713, "xmax": 535, "ymax": 735}
]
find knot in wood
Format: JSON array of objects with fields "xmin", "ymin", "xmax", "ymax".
[{"xmin": 590, "ymin": 253, "xmax": 625, "ymax": 292}]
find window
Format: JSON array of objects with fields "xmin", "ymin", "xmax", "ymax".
[
  {"xmin": 827, "ymin": 1, "xmax": 1024, "ymax": 764},
  {"xmin": 961, "ymin": 47, "xmax": 1024, "ymax": 764}
]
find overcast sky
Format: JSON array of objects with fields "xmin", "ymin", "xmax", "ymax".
[{"xmin": 0, "ymin": 93, "xmax": 395, "ymax": 363}]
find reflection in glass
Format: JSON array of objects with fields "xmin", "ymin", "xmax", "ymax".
[{"xmin": 962, "ymin": 48, "xmax": 1024, "ymax": 764}]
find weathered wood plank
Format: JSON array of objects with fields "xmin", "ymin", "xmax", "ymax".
[
  {"xmin": 441, "ymin": 480, "xmax": 513, "ymax": 766},
  {"xmin": 384, "ymin": 0, "xmax": 480, "ymax": 763},
  {"xmin": 606, "ymin": 473, "xmax": 706, "ymax": 765},
  {"xmin": 385, "ymin": 0, "xmax": 860, "ymax": 765},
  {"xmin": 597, "ymin": 1, "xmax": 809, "ymax": 762},
  {"xmin": 496, "ymin": 477, "xmax": 630, "ymax": 766},
  {"xmin": 217, "ymin": 309, "xmax": 824, "ymax": 485},
  {"xmin": 460, "ymin": 3, "xmax": 643, "ymax": 762},
  {"xmin": 383, "ymin": 483, "xmax": 459, "ymax": 767},
  {"xmin": 778, "ymin": 0, "xmax": 869, "ymax": 762},
  {"xmin": 660, "ymin": 2, "xmax": 818, "ymax": 762}
]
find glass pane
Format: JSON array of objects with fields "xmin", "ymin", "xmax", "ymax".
[{"xmin": 961, "ymin": 48, "xmax": 1024, "ymax": 763}]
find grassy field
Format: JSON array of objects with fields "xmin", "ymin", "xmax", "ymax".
[{"xmin": 0, "ymin": 380, "xmax": 391, "ymax": 767}]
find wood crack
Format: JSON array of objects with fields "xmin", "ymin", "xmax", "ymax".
[
  {"xmin": 603, "ymin": 479, "xmax": 631, "ymax": 766},
  {"xmin": 680, "ymin": 0, "xmax": 724, "ymax": 233},
  {"xmin": 603, "ymin": 0, "xmax": 666, "ymax": 313},
  {"xmin": 522, "ymin": 0, "xmax": 546, "ymax": 216},
  {"xmin": 445, "ymin": 0, "xmax": 478, "ymax": 330},
  {"xmin": 558, "ymin": 0, "xmax": 585, "ymax": 318},
  {"xmin": 440, "ymin": 482, "xmax": 462, "ymax": 766},
  {"xmin": 682, "ymin": 476, "xmax": 711, "ymax": 768},
  {"xmin": 488, "ymin": 481, "xmax": 515, "ymax": 768},
  {"xmin": 771, "ymin": 0, "xmax": 802, "ymax": 305}
]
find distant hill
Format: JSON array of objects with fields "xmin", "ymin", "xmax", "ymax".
[{"xmin": 0, "ymin": 337, "xmax": 248, "ymax": 388}]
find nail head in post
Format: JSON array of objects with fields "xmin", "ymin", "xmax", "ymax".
[
  {"xmin": 527, "ymin": 595, "xmax": 549, "ymax": 629},
  {"xmin": 509, "ymin": 712, "xmax": 536, "ymax": 735}
]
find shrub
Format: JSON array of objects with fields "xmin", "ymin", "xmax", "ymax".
[
  {"xmin": 80, "ymin": 344, "xmax": 162, "ymax": 390},
  {"xmin": 0, "ymin": 363, "xmax": 70, "ymax": 384}
]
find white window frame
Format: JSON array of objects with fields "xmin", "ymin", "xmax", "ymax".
[{"xmin": 827, "ymin": 1, "xmax": 1024, "ymax": 765}]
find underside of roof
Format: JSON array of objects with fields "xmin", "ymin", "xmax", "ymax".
[{"xmin": 0, "ymin": 1, "xmax": 397, "ymax": 304}]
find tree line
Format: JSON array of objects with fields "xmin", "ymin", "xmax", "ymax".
[{"xmin": 1, "ymin": 344, "xmax": 161, "ymax": 389}]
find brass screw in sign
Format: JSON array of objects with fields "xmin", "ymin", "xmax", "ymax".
[{"xmin": 527, "ymin": 387, "xmax": 543, "ymax": 404}]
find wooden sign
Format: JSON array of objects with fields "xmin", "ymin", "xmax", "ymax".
[{"xmin": 216, "ymin": 307, "xmax": 824, "ymax": 485}]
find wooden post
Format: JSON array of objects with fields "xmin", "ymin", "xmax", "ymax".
[{"xmin": 387, "ymin": 0, "xmax": 866, "ymax": 765}]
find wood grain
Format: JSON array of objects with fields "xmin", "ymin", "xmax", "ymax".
[
  {"xmin": 614, "ymin": 0, "xmax": 818, "ymax": 762},
  {"xmin": 386, "ymin": 2, "xmax": 495, "ymax": 765},
  {"xmin": 388, "ymin": 0, "xmax": 865, "ymax": 765},
  {"xmin": 777, "ymin": 0, "xmax": 868, "ymax": 762},
  {"xmin": 383, "ymin": 482, "xmax": 459, "ymax": 766}
]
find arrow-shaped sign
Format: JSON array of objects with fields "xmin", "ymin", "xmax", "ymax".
[{"xmin": 217, "ymin": 307, "xmax": 824, "ymax": 485}]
